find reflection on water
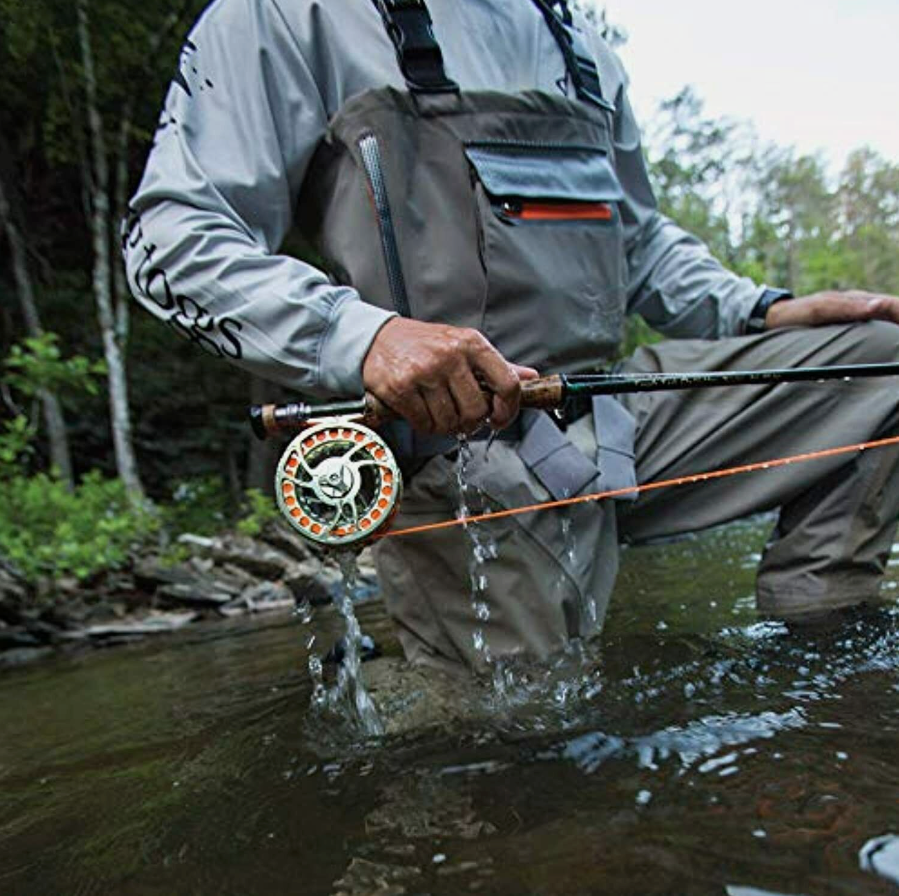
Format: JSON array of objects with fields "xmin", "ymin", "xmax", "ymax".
[{"xmin": 1, "ymin": 518, "xmax": 898, "ymax": 895}]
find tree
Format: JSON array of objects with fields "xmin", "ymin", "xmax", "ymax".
[
  {"xmin": 0, "ymin": 0, "xmax": 199, "ymax": 499},
  {"xmin": 0, "ymin": 140, "xmax": 74, "ymax": 487}
]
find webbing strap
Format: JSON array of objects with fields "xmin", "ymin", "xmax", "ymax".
[
  {"xmin": 529, "ymin": 0, "xmax": 614, "ymax": 111},
  {"xmin": 371, "ymin": 0, "xmax": 612, "ymax": 110},
  {"xmin": 372, "ymin": 0, "xmax": 459, "ymax": 93}
]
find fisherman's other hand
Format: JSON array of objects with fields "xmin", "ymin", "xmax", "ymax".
[
  {"xmin": 766, "ymin": 290, "xmax": 899, "ymax": 330},
  {"xmin": 362, "ymin": 318, "xmax": 538, "ymax": 436}
]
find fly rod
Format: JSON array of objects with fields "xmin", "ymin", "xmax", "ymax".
[
  {"xmin": 253, "ymin": 359, "xmax": 899, "ymax": 549},
  {"xmin": 250, "ymin": 361, "xmax": 899, "ymax": 440}
]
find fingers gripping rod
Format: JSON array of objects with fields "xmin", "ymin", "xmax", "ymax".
[{"xmin": 251, "ymin": 362, "xmax": 899, "ymax": 549}]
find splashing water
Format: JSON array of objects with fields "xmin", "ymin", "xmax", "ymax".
[
  {"xmin": 295, "ymin": 600, "xmax": 327, "ymax": 708},
  {"xmin": 549, "ymin": 509, "xmax": 599, "ymax": 636},
  {"xmin": 455, "ymin": 437, "xmax": 499, "ymax": 670},
  {"xmin": 559, "ymin": 511, "xmax": 598, "ymax": 628},
  {"xmin": 297, "ymin": 555, "xmax": 383, "ymax": 735},
  {"xmin": 328, "ymin": 552, "xmax": 384, "ymax": 736}
]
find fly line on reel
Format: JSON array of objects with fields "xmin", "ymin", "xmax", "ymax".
[{"xmin": 275, "ymin": 420, "xmax": 402, "ymax": 548}]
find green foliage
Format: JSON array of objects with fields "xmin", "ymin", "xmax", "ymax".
[
  {"xmin": 161, "ymin": 476, "xmax": 232, "ymax": 537},
  {"xmin": 645, "ymin": 89, "xmax": 899, "ymax": 302},
  {"xmin": 0, "ymin": 333, "xmax": 105, "ymax": 477},
  {"xmin": 0, "ymin": 471, "xmax": 158, "ymax": 583},
  {"xmin": 3, "ymin": 332, "xmax": 105, "ymax": 400},
  {"xmin": 0, "ymin": 416, "xmax": 36, "ymax": 478},
  {"xmin": 236, "ymin": 488, "xmax": 279, "ymax": 537}
]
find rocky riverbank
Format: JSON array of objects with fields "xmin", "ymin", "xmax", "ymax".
[{"xmin": 0, "ymin": 522, "xmax": 378, "ymax": 668}]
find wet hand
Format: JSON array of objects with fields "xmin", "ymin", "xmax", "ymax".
[
  {"xmin": 766, "ymin": 290, "xmax": 899, "ymax": 329},
  {"xmin": 362, "ymin": 318, "xmax": 538, "ymax": 436}
]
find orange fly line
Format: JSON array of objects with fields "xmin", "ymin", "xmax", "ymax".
[{"xmin": 376, "ymin": 434, "xmax": 899, "ymax": 541}]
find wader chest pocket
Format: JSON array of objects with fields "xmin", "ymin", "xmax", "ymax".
[
  {"xmin": 463, "ymin": 143, "xmax": 628, "ymax": 372},
  {"xmin": 464, "ymin": 144, "xmax": 625, "ymax": 226}
]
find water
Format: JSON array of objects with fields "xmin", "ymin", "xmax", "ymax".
[
  {"xmin": 2, "ymin": 518, "xmax": 898, "ymax": 895},
  {"xmin": 327, "ymin": 553, "xmax": 383, "ymax": 737},
  {"xmin": 455, "ymin": 437, "xmax": 499, "ymax": 671}
]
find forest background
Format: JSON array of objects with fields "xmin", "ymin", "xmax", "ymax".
[{"xmin": 1, "ymin": 0, "xmax": 898, "ymax": 590}]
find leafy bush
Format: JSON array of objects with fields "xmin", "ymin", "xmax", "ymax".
[
  {"xmin": 3, "ymin": 332, "xmax": 105, "ymax": 400},
  {"xmin": 236, "ymin": 488, "xmax": 280, "ymax": 537},
  {"xmin": 0, "ymin": 416, "xmax": 35, "ymax": 479},
  {"xmin": 162, "ymin": 476, "xmax": 232, "ymax": 537},
  {"xmin": 1, "ymin": 332, "xmax": 106, "ymax": 478},
  {"xmin": 0, "ymin": 471, "xmax": 158, "ymax": 583}
]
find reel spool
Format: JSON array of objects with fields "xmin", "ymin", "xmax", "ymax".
[{"xmin": 275, "ymin": 419, "xmax": 402, "ymax": 548}]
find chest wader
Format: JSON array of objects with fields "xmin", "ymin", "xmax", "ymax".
[{"xmin": 297, "ymin": 0, "xmax": 638, "ymax": 670}]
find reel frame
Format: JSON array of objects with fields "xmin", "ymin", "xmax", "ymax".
[{"xmin": 275, "ymin": 418, "xmax": 402, "ymax": 549}]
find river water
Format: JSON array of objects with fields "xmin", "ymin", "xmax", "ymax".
[{"xmin": 2, "ymin": 517, "xmax": 898, "ymax": 895}]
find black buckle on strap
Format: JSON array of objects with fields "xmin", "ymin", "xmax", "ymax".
[
  {"xmin": 530, "ymin": 0, "xmax": 615, "ymax": 112},
  {"xmin": 375, "ymin": 0, "xmax": 459, "ymax": 94}
]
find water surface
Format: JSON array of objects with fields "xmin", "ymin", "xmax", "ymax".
[{"xmin": 2, "ymin": 518, "xmax": 898, "ymax": 895}]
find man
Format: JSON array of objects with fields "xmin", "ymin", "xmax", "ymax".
[{"xmin": 125, "ymin": 0, "xmax": 899, "ymax": 674}]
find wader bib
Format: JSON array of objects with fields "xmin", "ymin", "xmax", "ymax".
[
  {"xmin": 300, "ymin": 0, "xmax": 627, "ymax": 379},
  {"xmin": 298, "ymin": 0, "xmax": 639, "ymax": 670}
]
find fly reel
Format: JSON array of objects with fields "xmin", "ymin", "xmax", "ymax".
[{"xmin": 275, "ymin": 419, "xmax": 402, "ymax": 548}]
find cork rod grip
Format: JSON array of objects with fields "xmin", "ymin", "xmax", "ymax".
[
  {"xmin": 519, "ymin": 375, "xmax": 565, "ymax": 410},
  {"xmin": 250, "ymin": 376, "xmax": 565, "ymax": 439}
]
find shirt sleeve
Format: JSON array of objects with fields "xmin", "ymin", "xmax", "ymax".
[
  {"xmin": 605, "ymin": 60, "xmax": 766, "ymax": 339},
  {"xmin": 122, "ymin": 0, "xmax": 396, "ymax": 398}
]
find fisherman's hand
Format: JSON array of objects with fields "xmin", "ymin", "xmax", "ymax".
[
  {"xmin": 362, "ymin": 318, "xmax": 538, "ymax": 436},
  {"xmin": 766, "ymin": 290, "xmax": 899, "ymax": 330}
]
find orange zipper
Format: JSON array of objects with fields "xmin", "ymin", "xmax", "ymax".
[{"xmin": 499, "ymin": 200, "xmax": 614, "ymax": 222}]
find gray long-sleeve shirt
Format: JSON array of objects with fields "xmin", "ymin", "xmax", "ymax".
[{"xmin": 125, "ymin": 0, "xmax": 765, "ymax": 398}]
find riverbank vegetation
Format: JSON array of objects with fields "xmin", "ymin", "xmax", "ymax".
[{"xmin": 2, "ymin": 3, "xmax": 898, "ymax": 617}]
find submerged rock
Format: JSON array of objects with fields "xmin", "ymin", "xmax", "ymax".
[{"xmin": 361, "ymin": 658, "xmax": 486, "ymax": 736}]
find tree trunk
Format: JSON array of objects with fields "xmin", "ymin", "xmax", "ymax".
[
  {"xmin": 0, "ymin": 149, "xmax": 74, "ymax": 488},
  {"xmin": 113, "ymin": 114, "xmax": 132, "ymax": 348},
  {"xmin": 77, "ymin": 0, "xmax": 145, "ymax": 501}
]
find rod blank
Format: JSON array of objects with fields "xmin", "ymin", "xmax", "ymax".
[{"xmin": 250, "ymin": 362, "xmax": 899, "ymax": 439}]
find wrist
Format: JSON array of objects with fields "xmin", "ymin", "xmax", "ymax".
[{"xmin": 745, "ymin": 287, "xmax": 793, "ymax": 334}]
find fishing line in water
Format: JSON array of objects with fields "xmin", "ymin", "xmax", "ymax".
[{"xmin": 376, "ymin": 434, "xmax": 899, "ymax": 541}]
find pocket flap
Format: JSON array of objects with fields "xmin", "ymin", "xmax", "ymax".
[
  {"xmin": 592, "ymin": 396, "xmax": 638, "ymax": 502},
  {"xmin": 517, "ymin": 411, "xmax": 600, "ymax": 501},
  {"xmin": 465, "ymin": 144, "xmax": 625, "ymax": 202}
]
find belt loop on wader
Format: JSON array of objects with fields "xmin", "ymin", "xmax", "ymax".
[
  {"xmin": 528, "ymin": 0, "xmax": 616, "ymax": 112},
  {"xmin": 371, "ymin": 0, "xmax": 460, "ymax": 94}
]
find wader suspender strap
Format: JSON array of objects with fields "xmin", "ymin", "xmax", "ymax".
[
  {"xmin": 371, "ymin": 0, "xmax": 460, "ymax": 93},
  {"xmin": 528, "ymin": 0, "xmax": 615, "ymax": 111},
  {"xmin": 373, "ymin": 0, "xmax": 613, "ymax": 110}
]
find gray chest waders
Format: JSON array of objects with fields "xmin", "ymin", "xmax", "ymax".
[{"xmin": 269, "ymin": 0, "xmax": 628, "ymax": 548}]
